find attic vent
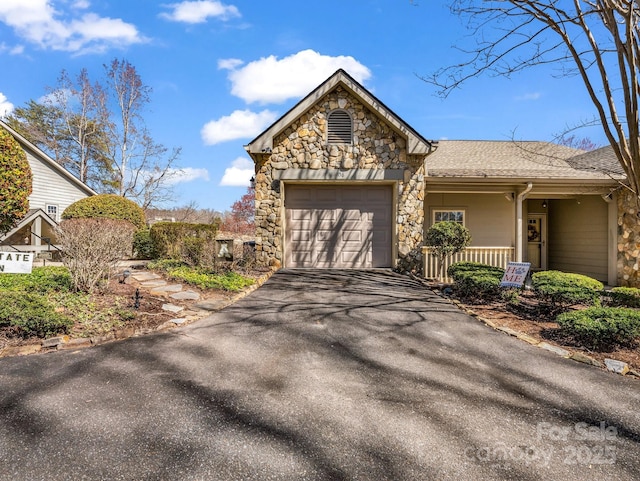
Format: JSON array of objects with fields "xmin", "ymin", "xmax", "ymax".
[{"xmin": 327, "ymin": 110, "xmax": 352, "ymax": 144}]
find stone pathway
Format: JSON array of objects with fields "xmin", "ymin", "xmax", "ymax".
[
  {"xmin": 128, "ymin": 270, "xmax": 222, "ymax": 329},
  {"xmin": 0, "ymin": 266, "xmax": 274, "ymax": 358}
]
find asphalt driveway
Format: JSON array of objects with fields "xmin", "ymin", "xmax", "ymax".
[{"xmin": 0, "ymin": 269, "xmax": 639, "ymax": 480}]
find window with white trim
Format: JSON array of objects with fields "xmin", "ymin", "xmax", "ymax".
[
  {"xmin": 327, "ymin": 109, "xmax": 352, "ymax": 144},
  {"xmin": 433, "ymin": 209, "xmax": 465, "ymax": 225},
  {"xmin": 45, "ymin": 204, "xmax": 59, "ymax": 222}
]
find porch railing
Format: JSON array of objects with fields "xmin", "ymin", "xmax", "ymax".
[{"xmin": 422, "ymin": 246, "xmax": 515, "ymax": 282}]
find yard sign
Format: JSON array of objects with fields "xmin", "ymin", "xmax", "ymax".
[
  {"xmin": 0, "ymin": 252, "xmax": 33, "ymax": 274},
  {"xmin": 500, "ymin": 262, "xmax": 530, "ymax": 288}
]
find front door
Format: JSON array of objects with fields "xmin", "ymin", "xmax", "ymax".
[{"xmin": 527, "ymin": 214, "xmax": 547, "ymax": 270}]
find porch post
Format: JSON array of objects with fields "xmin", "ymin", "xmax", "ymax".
[
  {"xmin": 31, "ymin": 217, "xmax": 42, "ymax": 247},
  {"xmin": 516, "ymin": 183, "xmax": 533, "ymax": 262},
  {"xmin": 607, "ymin": 192, "xmax": 617, "ymax": 286}
]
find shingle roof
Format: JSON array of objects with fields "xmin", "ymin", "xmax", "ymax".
[
  {"xmin": 426, "ymin": 140, "xmax": 619, "ymax": 180},
  {"xmin": 566, "ymin": 144, "xmax": 626, "ymax": 176}
]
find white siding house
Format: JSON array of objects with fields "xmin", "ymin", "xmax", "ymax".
[{"xmin": 0, "ymin": 120, "xmax": 95, "ymax": 256}]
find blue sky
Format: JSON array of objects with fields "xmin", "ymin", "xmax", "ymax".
[{"xmin": 0, "ymin": 0, "xmax": 606, "ymax": 212}]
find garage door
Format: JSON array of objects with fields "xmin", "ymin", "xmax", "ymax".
[{"xmin": 285, "ymin": 184, "xmax": 392, "ymax": 268}]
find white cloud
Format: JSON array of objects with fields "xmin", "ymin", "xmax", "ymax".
[
  {"xmin": 160, "ymin": 1, "xmax": 240, "ymax": 23},
  {"xmin": 217, "ymin": 57, "xmax": 243, "ymax": 70},
  {"xmin": 201, "ymin": 109, "xmax": 277, "ymax": 145},
  {"xmin": 0, "ymin": 92, "xmax": 14, "ymax": 117},
  {"xmin": 223, "ymin": 49, "xmax": 372, "ymax": 104},
  {"xmin": 0, "ymin": 0, "xmax": 146, "ymax": 53},
  {"xmin": 71, "ymin": 0, "xmax": 90, "ymax": 9},
  {"xmin": 164, "ymin": 167, "xmax": 210, "ymax": 185},
  {"xmin": 220, "ymin": 157, "xmax": 254, "ymax": 186}
]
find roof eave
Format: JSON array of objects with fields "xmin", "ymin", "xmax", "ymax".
[
  {"xmin": 245, "ymin": 69, "xmax": 431, "ymax": 158},
  {"xmin": 0, "ymin": 120, "xmax": 96, "ymax": 197}
]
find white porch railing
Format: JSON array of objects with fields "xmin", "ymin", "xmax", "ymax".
[{"xmin": 422, "ymin": 246, "xmax": 515, "ymax": 282}]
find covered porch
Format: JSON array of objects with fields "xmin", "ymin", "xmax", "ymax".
[{"xmin": 422, "ymin": 181, "xmax": 618, "ymax": 285}]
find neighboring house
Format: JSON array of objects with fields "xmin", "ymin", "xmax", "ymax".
[
  {"xmin": 0, "ymin": 120, "xmax": 95, "ymax": 256},
  {"xmin": 246, "ymin": 69, "xmax": 635, "ymax": 286}
]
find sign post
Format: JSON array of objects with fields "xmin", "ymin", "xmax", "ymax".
[
  {"xmin": 500, "ymin": 262, "xmax": 531, "ymax": 288},
  {"xmin": 0, "ymin": 252, "xmax": 34, "ymax": 274}
]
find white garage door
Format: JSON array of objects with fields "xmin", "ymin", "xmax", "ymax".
[{"xmin": 285, "ymin": 184, "xmax": 393, "ymax": 268}]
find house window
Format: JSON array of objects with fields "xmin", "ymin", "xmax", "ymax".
[
  {"xmin": 46, "ymin": 204, "xmax": 59, "ymax": 222},
  {"xmin": 433, "ymin": 209, "xmax": 465, "ymax": 225},
  {"xmin": 327, "ymin": 110, "xmax": 352, "ymax": 144}
]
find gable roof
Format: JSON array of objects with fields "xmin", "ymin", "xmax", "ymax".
[
  {"xmin": 426, "ymin": 140, "xmax": 620, "ymax": 181},
  {"xmin": 0, "ymin": 209, "xmax": 58, "ymax": 242},
  {"xmin": 0, "ymin": 119, "xmax": 96, "ymax": 197},
  {"xmin": 245, "ymin": 69, "xmax": 433, "ymax": 157}
]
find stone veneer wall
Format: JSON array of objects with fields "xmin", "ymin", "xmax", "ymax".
[
  {"xmin": 253, "ymin": 86, "xmax": 425, "ymax": 272},
  {"xmin": 617, "ymin": 190, "xmax": 640, "ymax": 286}
]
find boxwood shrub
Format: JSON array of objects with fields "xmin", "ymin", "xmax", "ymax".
[
  {"xmin": 0, "ymin": 291, "xmax": 73, "ymax": 338},
  {"xmin": 532, "ymin": 270, "xmax": 603, "ymax": 312},
  {"xmin": 448, "ymin": 262, "xmax": 505, "ymax": 302},
  {"xmin": 556, "ymin": 307, "xmax": 640, "ymax": 349},
  {"xmin": 62, "ymin": 194, "xmax": 146, "ymax": 229},
  {"xmin": 0, "ymin": 266, "xmax": 72, "ymax": 293},
  {"xmin": 607, "ymin": 287, "xmax": 640, "ymax": 308}
]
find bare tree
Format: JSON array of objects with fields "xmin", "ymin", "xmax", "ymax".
[
  {"xmin": 7, "ymin": 59, "xmax": 180, "ymax": 208},
  {"xmin": 422, "ymin": 0, "xmax": 640, "ymax": 203},
  {"xmin": 49, "ymin": 69, "xmax": 111, "ymax": 186},
  {"xmin": 104, "ymin": 59, "xmax": 181, "ymax": 209}
]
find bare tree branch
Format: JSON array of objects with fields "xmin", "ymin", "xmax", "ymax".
[{"xmin": 421, "ymin": 0, "xmax": 640, "ymax": 203}]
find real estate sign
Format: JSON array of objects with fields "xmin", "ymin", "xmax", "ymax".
[
  {"xmin": 500, "ymin": 262, "xmax": 531, "ymax": 288},
  {"xmin": 0, "ymin": 252, "xmax": 34, "ymax": 274}
]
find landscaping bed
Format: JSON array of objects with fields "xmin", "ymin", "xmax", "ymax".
[
  {"xmin": 450, "ymin": 290, "xmax": 640, "ymax": 373},
  {"xmin": 431, "ymin": 262, "xmax": 640, "ymax": 376},
  {"xmin": 0, "ymin": 263, "xmax": 270, "ymax": 357}
]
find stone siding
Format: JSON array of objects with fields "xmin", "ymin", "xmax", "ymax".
[
  {"xmin": 617, "ymin": 190, "xmax": 640, "ymax": 286},
  {"xmin": 253, "ymin": 86, "xmax": 425, "ymax": 271}
]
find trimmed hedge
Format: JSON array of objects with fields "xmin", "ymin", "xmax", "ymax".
[
  {"xmin": 448, "ymin": 261, "xmax": 505, "ymax": 279},
  {"xmin": 0, "ymin": 291, "xmax": 73, "ymax": 338},
  {"xmin": 448, "ymin": 262, "xmax": 505, "ymax": 302},
  {"xmin": 532, "ymin": 270, "xmax": 603, "ymax": 311},
  {"xmin": 132, "ymin": 228, "xmax": 155, "ymax": 259},
  {"xmin": 62, "ymin": 194, "xmax": 146, "ymax": 229},
  {"xmin": 149, "ymin": 222, "xmax": 218, "ymax": 265},
  {"xmin": 608, "ymin": 287, "xmax": 640, "ymax": 308},
  {"xmin": 556, "ymin": 307, "xmax": 640, "ymax": 349}
]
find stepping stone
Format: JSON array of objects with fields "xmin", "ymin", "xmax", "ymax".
[
  {"xmin": 140, "ymin": 280, "xmax": 168, "ymax": 288},
  {"xmin": 162, "ymin": 303, "xmax": 184, "ymax": 313},
  {"xmin": 131, "ymin": 272, "xmax": 162, "ymax": 282},
  {"xmin": 152, "ymin": 284, "xmax": 183, "ymax": 293},
  {"xmin": 170, "ymin": 318, "xmax": 187, "ymax": 325},
  {"xmin": 170, "ymin": 290, "xmax": 200, "ymax": 301}
]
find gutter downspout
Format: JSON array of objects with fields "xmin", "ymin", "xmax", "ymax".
[{"xmin": 516, "ymin": 183, "xmax": 533, "ymax": 262}]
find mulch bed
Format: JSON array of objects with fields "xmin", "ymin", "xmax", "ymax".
[
  {"xmin": 436, "ymin": 287, "xmax": 640, "ymax": 374},
  {"xmin": 0, "ymin": 266, "xmax": 271, "ymax": 355}
]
